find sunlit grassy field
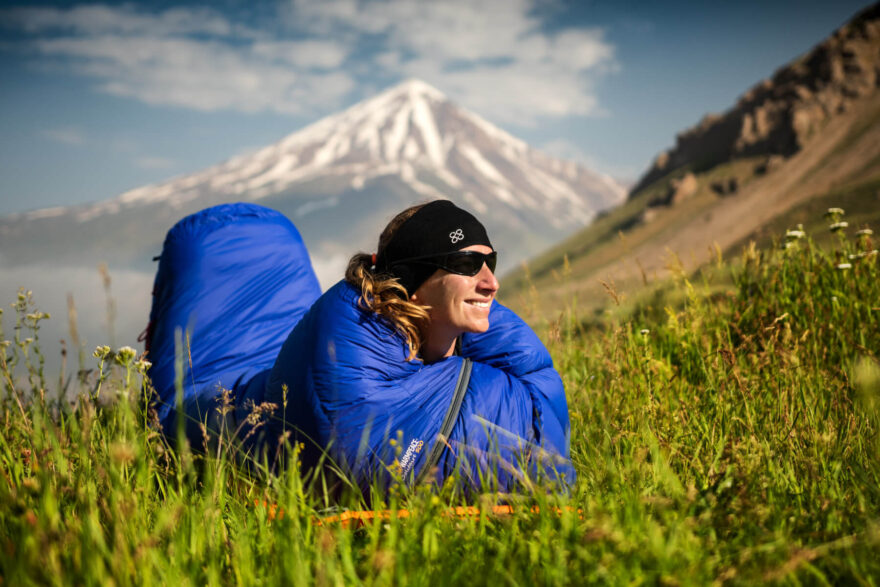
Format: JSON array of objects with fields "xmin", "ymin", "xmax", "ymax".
[{"xmin": 1, "ymin": 212, "xmax": 878, "ymax": 585}]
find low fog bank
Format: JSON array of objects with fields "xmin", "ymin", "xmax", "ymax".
[
  {"xmin": 1, "ymin": 253, "xmax": 346, "ymax": 382},
  {"xmin": 1, "ymin": 263, "xmax": 154, "ymax": 377}
]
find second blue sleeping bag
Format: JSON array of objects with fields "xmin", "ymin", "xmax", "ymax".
[{"xmin": 147, "ymin": 203, "xmax": 321, "ymax": 438}]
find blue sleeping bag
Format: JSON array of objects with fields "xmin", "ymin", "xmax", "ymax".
[
  {"xmin": 147, "ymin": 203, "xmax": 321, "ymax": 435},
  {"xmin": 148, "ymin": 203, "xmax": 574, "ymax": 492},
  {"xmin": 249, "ymin": 280, "xmax": 575, "ymax": 492}
]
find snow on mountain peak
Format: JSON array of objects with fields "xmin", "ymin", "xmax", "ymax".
[
  {"xmin": 33, "ymin": 78, "xmax": 623, "ymax": 237},
  {"xmin": 2, "ymin": 77, "xmax": 628, "ymax": 298}
]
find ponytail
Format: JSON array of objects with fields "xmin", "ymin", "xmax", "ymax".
[{"xmin": 345, "ymin": 252, "xmax": 429, "ymax": 361}]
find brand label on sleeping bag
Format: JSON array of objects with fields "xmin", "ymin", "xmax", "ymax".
[{"xmin": 399, "ymin": 438, "xmax": 424, "ymax": 474}]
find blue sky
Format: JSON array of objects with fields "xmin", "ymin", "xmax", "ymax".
[{"xmin": 0, "ymin": 0, "xmax": 872, "ymax": 216}]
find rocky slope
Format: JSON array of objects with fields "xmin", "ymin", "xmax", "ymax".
[
  {"xmin": 631, "ymin": 2, "xmax": 880, "ymax": 195},
  {"xmin": 502, "ymin": 2, "xmax": 880, "ymax": 321}
]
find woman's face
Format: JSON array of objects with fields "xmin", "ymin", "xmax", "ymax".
[{"xmin": 411, "ymin": 244, "xmax": 499, "ymax": 338}]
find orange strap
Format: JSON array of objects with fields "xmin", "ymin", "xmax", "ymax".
[
  {"xmin": 253, "ymin": 500, "xmax": 581, "ymax": 528},
  {"xmin": 315, "ymin": 506, "xmax": 581, "ymax": 529}
]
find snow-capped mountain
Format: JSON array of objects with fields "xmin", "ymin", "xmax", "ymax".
[{"xmin": 1, "ymin": 78, "xmax": 625, "ymax": 285}]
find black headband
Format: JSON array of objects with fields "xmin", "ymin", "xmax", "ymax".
[{"xmin": 376, "ymin": 200, "xmax": 493, "ymax": 295}]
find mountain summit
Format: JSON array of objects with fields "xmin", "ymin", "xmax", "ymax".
[
  {"xmin": 111, "ymin": 78, "xmax": 623, "ymax": 227},
  {"xmin": 1, "ymin": 78, "xmax": 625, "ymax": 285}
]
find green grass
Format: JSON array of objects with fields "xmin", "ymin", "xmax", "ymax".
[
  {"xmin": 728, "ymin": 177, "xmax": 880, "ymax": 255},
  {"xmin": 2, "ymin": 213, "xmax": 879, "ymax": 585}
]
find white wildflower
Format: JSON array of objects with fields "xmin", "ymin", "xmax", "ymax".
[
  {"xmin": 829, "ymin": 221, "xmax": 848, "ymax": 232},
  {"xmin": 640, "ymin": 329, "xmax": 650, "ymax": 335},
  {"xmin": 856, "ymin": 228, "xmax": 873, "ymax": 236},
  {"xmin": 836, "ymin": 263, "xmax": 852, "ymax": 270},
  {"xmin": 825, "ymin": 207, "xmax": 845, "ymax": 217},
  {"xmin": 93, "ymin": 345, "xmax": 111, "ymax": 359},
  {"xmin": 849, "ymin": 253, "xmax": 864, "ymax": 260},
  {"xmin": 134, "ymin": 359, "xmax": 152, "ymax": 372},
  {"xmin": 115, "ymin": 346, "xmax": 137, "ymax": 365},
  {"xmin": 785, "ymin": 229, "xmax": 806, "ymax": 240}
]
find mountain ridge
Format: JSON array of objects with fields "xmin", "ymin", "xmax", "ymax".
[
  {"xmin": 631, "ymin": 2, "xmax": 880, "ymax": 196},
  {"xmin": 502, "ymin": 2, "xmax": 880, "ymax": 321}
]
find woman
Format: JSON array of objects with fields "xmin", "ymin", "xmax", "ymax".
[
  {"xmin": 148, "ymin": 200, "xmax": 574, "ymax": 493},
  {"xmin": 254, "ymin": 200, "xmax": 574, "ymax": 492}
]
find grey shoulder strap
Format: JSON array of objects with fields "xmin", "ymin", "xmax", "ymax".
[{"xmin": 415, "ymin": 357, "xmax": 472, "ymax": 485}]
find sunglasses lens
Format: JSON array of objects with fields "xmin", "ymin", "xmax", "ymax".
[
  {"xmin": 485, "ymin": 251, "xmax": 497, "ymax": 273},
  {"xmin": 443, "ymin": 251, "xmax": 497, "ymax": 275},
  {"xmin": 444, "ymin": 254, "xmax": 481, "ymax": 275}
]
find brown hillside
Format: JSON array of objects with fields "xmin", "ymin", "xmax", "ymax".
[
  {"xmin": 500, "ymin": 3, "xmax": 880, "ymax": 322},
  {"xmin": 632, "ymin": 2, "xmax": 880, "ymax": 195}
]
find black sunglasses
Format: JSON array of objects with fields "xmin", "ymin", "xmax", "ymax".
[{"xmin": 393, "ymin": 250, "xmax": 498, "ymax": 276}]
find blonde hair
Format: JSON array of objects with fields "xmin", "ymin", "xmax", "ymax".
[{"xmin": 345, "ymin": 204, "xmax": 431, "ymax": 360}]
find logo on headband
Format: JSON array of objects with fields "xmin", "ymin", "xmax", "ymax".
[{"xmin": 449, "ymin": 228, "xmax": 464, "ymax": 243}]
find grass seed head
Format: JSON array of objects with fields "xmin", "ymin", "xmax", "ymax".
[{"xmin": 110, "ymin": 442, "xmax": 136, "ymax": 465}]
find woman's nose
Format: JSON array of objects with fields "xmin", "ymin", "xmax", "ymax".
[{"xmin": 477, "ymin": 262, "xmax": 499, "ymax": 293}]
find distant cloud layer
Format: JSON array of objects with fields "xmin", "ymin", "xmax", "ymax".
[{"xmin": 3, "ymin": 0, "xmax": 616, "ymax": 125}]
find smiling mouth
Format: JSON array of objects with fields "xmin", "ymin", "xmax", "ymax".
[{"xmin": 466, "ymin": 300, "xmax": 491, "ymax": 308}]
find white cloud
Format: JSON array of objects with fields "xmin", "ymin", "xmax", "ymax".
[
  {"xmin": 8, "ymin": 5, "xmax": 357, "ymax": 116},
  {"xmin": 32, "ymin": 35, "xmax": 355, "ymax": 115},
  {"xmin": 251, "ymin": 40, "xmax": 348, "ymax": 69},
  {"xmin": 40, "ymin": 126, "xmax": 87, "ymax": 145},
  {"xmin": 287, "ymin": 0, "xmax": 616, "ymax": 124},
  {"xmin": 6, "ymin": 1, "xmax": 616, "ymax": 125},
  {"xmin": 397, "ymin": 57, "xmax": 602, "ymax": 124}
]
